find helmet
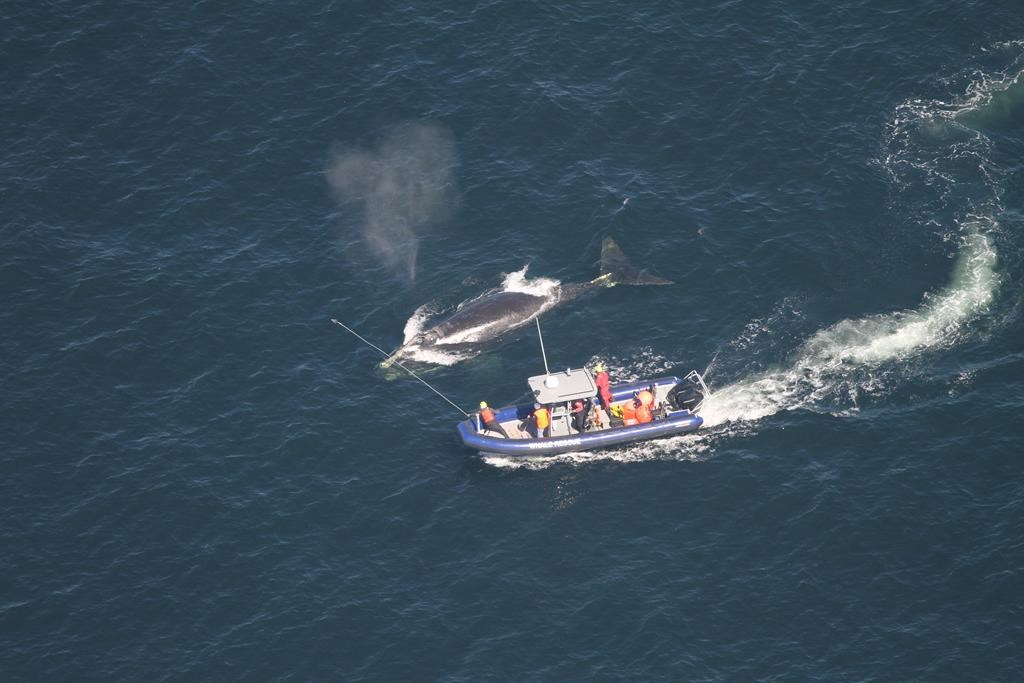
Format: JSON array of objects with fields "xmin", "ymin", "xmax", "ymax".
[
  {"xmin": 594, "ymin": 363, "xmax": 605, "ymax": 373},
  {"xmin": 479, "ymin": 401, "xmax": 488, "ymax": 409}
]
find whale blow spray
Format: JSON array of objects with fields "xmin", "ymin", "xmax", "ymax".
[{"xmin": 328, "ymin": 123, "xmax": 458, "ymax": 282}]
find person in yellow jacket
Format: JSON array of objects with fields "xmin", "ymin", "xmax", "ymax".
[
  {"xmin": 531, "ymin": 403, "xmax": 551, "ymax": 438},
  {"xmin": 621, "ymin": 398, "xmax": 638, "ymax": 426},
  {"xmin": 478, "ymin": 401, "xmax": 510, "ymax": 438}
]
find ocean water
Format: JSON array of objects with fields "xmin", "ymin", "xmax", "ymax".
[{"xmin": 4, "ymin": 1, "xmax": 1024, "ymax": 680}]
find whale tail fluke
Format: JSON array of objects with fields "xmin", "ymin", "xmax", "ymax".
[{"xmin": 594, "ymin": 237, "xmax": 674, "ymax": 287}]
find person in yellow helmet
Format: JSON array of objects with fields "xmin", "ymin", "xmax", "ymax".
[
  {"xmin": 593, "ymin": 362, "xmax": 611, "ymax": 409},
  {"xmin": 477, "ymin": 401, "xmax": 510, "ymax": 438}
]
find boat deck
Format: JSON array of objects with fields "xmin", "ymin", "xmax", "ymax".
[
  {"xmin": 490, "ymin": 380, "xmax": 676, "ymax": 439},
  {"xmin": 460, "ymin": 375, "xmax": 706, "ymax": 456}
]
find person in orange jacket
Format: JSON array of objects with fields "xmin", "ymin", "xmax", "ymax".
[
  {"xmin": 637, "ymin": 388, "xmax": 655, "ymax": 410},
  {"xmin": 642, "ymin": 384, "xmax": 665, "ymax": 419},
  {"xmin": 634, "ymin": 396, "xmax": 653, "ymax": 424},
  {"xmin": 531, "ymin": 403, "xmax": 551, "ymax": 438},
  {"xmin": 478, "ymin": 401, "xmax": 510, "ymax": 438}
]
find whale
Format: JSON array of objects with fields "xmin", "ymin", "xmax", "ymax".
[{"xmin": 380, "ymin": 238, "xmax": 672, "ymax": 368}]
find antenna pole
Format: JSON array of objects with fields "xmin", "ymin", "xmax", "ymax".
[
  {"xmin": 535, "ymin": 317, "xmax": 550, "ymax": 375},
  {"xmin": 330, "ymin": 319, "xmax": 471, "ymax": 417}
]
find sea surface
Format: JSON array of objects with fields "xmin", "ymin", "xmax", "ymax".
[{"xmin": 4, "ymin": 1, "xmax": 1024, "ymax": 680}]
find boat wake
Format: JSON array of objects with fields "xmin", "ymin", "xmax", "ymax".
[
  {"xmin": 485, "ymin": 51, "xmax": 1021, "ymax": 471},
  {"xmin": 700, "ymin": 230, "xmax": 998, "ymax": 428},
  {"xmin": 700, "ymin": 59, "xmax": 1016, "ymax": 431}
]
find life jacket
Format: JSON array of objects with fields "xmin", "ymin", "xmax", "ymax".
[
  {"xmin": 621, "ymin": 400, "xmax": 637, "ymax": 425},
  {"xmin": 637, "ymin": 390, "xmax": 654, "ymax": 408},
  {"xmin": 480, "ymin": 406, "xmax": 496, "ymax": 424},
  {"xmin": 571, "ymin": 399, "xmax": 584, "ymax": 414},
  {"xmin": 635, "ymin": 402, "xmax": 653, "ymax": 424},
  {"xmin": 534, "ymin": 407, "xmax": 550, "ymax": 429}
]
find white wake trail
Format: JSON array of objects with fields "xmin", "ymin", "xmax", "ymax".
[{"xmin": 700, "ymin": 61, "xmax": 1010, "ymax": 428}]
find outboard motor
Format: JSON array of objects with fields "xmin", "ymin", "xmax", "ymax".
[{"xmin": 666, "ymin": 376, "xmax": 706, "ymax": 413}]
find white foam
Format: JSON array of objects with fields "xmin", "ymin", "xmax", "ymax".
[
  {"xmin": 701, "ymin": 226, "xmax": 999, "ymax": 429},
  {"xmin": 401, "ymin": 302, "xmax": 436, "ymax": 344},
  {"xmin": 390, "ymin": 302, "xmax": 472, "ymax": 365},
  {"xmin": 500, "ymin": 266, "xmax": 561, "ymax": 298},
  {"xmin": 585, "ymin": 348, "xmax": 679, "ymax": 384},
  {"xmin": 481, "ymin": 428, "xmax": 718, "ymax": 470}
]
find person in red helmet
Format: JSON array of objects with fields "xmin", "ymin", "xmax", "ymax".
[{"xmin": 570, "ymin": 398, "xmax": 590, "ymax": 433}]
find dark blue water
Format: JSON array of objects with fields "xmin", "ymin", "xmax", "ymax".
[{"xmin": 4, "ymin": 1, "xmax": 1024, "ymax": 680}]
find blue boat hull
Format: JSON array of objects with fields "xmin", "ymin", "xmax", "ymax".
[{"xmin": 457, "ymin": 377, "xmax": 704, "ymax": 456}]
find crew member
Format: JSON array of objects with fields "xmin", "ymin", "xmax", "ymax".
[
  {"xmin": 634, "ymin": 396, "xmax": 653, "ymax": 424},
  {"xmin": 570, "ymin": 398, "xmax": 589, "ymax": 433},
  {"xmin": 637, "ymin": 388, "xmax": 655, "ymax": 410},
  {"xmin": 643, "ymin": 385, "xmax": 664, "ymax": 418},
  {"xmin": 478, "ymin": 401, "xmax": 510, "ymax": 438},
  {"xmin": 622, "ymin": 397, "xmax": 638, "ymax": 426},
  {"xmin": 594, "ymin": 363, "xmax": 612, "ymax": 409},
  {"xmin": 532, "ymin": 403, "xmax": 551, "ymax": 438}
]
